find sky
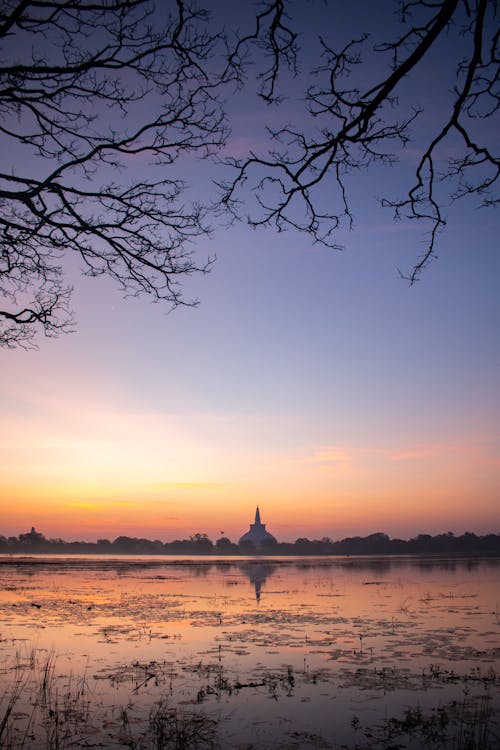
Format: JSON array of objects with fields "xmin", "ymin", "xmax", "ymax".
[{"xmin": 1, "ymin": 1, "xmax": 499, "ymax": 543}]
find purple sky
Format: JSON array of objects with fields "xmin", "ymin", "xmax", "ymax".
[{"xmin": 1, "ymin": 1, "xmax": 498, "ymax": 542}]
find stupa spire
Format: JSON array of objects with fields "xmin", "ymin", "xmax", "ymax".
[{"xmin": 239, "ymin": 506, "xmax": 277, "ymax": 549}]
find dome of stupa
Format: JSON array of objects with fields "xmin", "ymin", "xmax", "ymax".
[{"xmin": 239, "ymin": 507, "xmax": 277, "ymax": 548}]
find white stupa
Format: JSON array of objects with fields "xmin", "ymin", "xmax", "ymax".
[{"xmin": 239, "ymin": 507, "xmax": 277, "ymax": 548}]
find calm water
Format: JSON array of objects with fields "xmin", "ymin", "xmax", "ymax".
[{"xmin": 0, "ymin": 555, "xmax": 499, "ymax": 749}]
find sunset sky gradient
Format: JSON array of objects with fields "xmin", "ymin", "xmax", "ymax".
[{"xmin": 1, "ymin": 1, "xmax": 498, "ymax": 542}]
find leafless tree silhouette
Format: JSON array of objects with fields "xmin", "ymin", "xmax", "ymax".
[
  {"xmin": 1, "ymin": 1, "xmax": 498, "ymax": 347},
  {"xmin": 0, "ymin": 0, "xmax": 230, "ymax": 347},
  {"xmin": 222, "ymin": 0, "xmax": 498, "ymax": 282}
]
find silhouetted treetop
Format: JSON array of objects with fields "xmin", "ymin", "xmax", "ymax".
[{"xmin": 1, "ymin": 527, "xmax": 499, "ymax": 556}]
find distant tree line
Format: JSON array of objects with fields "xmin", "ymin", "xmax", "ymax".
[{"xmin": 1, "ymin": 527, "xmax": 499, "ymax": 556}]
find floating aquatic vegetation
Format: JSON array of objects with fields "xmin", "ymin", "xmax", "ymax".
[{"xmin": 0, "ymin": 556, "xmax": 498, "ymax": 748}]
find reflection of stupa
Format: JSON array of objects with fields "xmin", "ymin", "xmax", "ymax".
[
  {"xmin": 238, "ymin": 507, "xmax": 277, "ymax": 548},
  {"xmin": 242, "ymin": 562, "xmax": 277, "ymax": 603}
]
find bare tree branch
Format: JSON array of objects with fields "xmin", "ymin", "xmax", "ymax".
[
  {"xmin": 221, "ymin": 0, "xmax": 499, "ymax": 281},
  {"xmin": 1, "ymin": 0, "xmax": 498, "ymax": 348},
  {"xmin": 0, "ymin": 0, "xmax": 228, "ymax": 347},
  {"xmin": 223, "ymin": 0, "xmax": 298, "ymax": 103}
]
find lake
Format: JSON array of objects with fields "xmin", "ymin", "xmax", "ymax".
[{"xmin": 0, "ymin": 555, "xmax": 499, "ymax": 749}]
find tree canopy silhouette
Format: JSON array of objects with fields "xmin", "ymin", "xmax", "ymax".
[
  {"xmin": 1, "ymin": 1, "xmax": 498, "ymax": 347},
  {"xmin": 2, "ymin": 527, "xmax": 500, "ymax": 555}
]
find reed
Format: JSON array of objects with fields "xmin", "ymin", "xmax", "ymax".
[
  {"xmin": 0, "ymin": 674, "xmax": 25, "ymax": 747},
  {"xmin": 149, "ymin": 701, "xmax": 217, "ymax": 750},
  {"xmin": 0, "ymin": 654, "xmax": 218, "ymax": 750},
  {"xmin": 365, "ymin": 693, "xmax": 498, "ymax": 750},
  {"xmin": 0, "ymin": 647, "xmax": 498, "ymax": 749}
]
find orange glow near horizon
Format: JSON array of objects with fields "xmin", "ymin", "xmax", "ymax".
[
  {"xmin": 1, "ymin": 230, "xmax": 499, "ymax": 545},
  {"xmin": 1, "ymin": 0, "xmax": 499, "ymax": 551},
  {"xmin": 2, "ymin": 414, "xmax": 498, "ymax": 541}
]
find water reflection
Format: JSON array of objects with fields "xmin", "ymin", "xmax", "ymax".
[
  {"xmin": 0, "ymin": 554, "xmax": 499, "ymax": 750},
  {"xmin": 239, "ymin": 561, "xmax": 277, "ymax": 602}
]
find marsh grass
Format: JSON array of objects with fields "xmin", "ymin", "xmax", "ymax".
[
  {"xmin": 0, "ymin": 653, "xmax": 219, "ymax": 750},
  {"xmin": 0, "ymin": 673, "xmax": 25, "ymax": 747},
  {"xmin": 149, "ymin": 702, "xmax": 218, "ymax": 750},
  {"xmin": 2, "ymin": 646, "xmax": 498, "ymax": 749},
  {"xmin": 1, "ymin": 558, "xmax": 499, "ymax": 748},
  {"xmin": 95, "ymin": 702, "xmax": 218, "ymax": 750},
  {"xmin": 358, "ymin": 693, "xmax": 499, "ymax": 750}
]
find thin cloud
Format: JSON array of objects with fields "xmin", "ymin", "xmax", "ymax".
[
  {"xmin": 303, "ymin": 447, "xmax": 353, "ymax": 465},
  {"xmin": 390, "ymin": 443, "xmax": 466, "ymax": 461},
  {"xmin": 150, "ymin": 481, "xmax": 231, "ymax": 490}
]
